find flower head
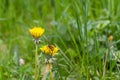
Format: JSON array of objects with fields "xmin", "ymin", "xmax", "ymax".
[
  {"xmin": 29, "ymin": 27, "xmax": 45, "ymax": 39},
  {"xmin": 40, "ymin": 45, "xmax": 59, "ymax": 56}
]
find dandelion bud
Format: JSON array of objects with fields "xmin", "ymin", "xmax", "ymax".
[
  {"xmin": 108, "ymin": 35, "xmax": 113, "ymax": 42},
  {"xmin": 19, "ymin": 58, "xmax": 25, "ymax": 65}
]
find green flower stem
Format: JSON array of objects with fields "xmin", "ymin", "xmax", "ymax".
[
  {"xmin": 35, "ymin": 44, "xmax": 38, "ymax": 80},
  {"xmin": 49, "ymin": 64, "xmax": 53, "ymax": 80}
]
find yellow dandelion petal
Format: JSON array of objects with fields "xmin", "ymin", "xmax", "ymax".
[{"xmin": 29, "ymin": 27, "xmax": 45, "ymax": 38}]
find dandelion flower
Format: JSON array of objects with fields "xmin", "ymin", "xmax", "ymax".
[
  {"xmin": 40, "ymin": 45, "xmax": 59, "ymax": 56},
  {"xmin": 29, "ymin": 27, "xmax": 45, "ymax": 39}
]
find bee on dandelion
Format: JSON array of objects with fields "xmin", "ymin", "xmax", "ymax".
[
  {"xmin": 40, "ymin": 44, "xmax": 59, "ymax": 56},
  {"xmin": 40, "ymin": 44, "xmax": 59, "ymax": 63}
]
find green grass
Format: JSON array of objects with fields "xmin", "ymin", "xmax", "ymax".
[{"xmin": 0, "ymin": 0, "xmax": 120, "ymax": 80}]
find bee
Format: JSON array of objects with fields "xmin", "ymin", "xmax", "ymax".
[{"xmin": 48, "ymin": 44, "xmax": 55, "ymax": 51}]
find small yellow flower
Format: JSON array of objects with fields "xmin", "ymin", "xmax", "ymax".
[
  {"xmin": 40, "ymin": 45, "xmax": 59, "ymax": 56},
  {"xmin": 29, "ymin": 27, "xmax": 45, "ymax": 39},
  {"xmin": 108, "ymin": 35, "xmax": 113, "ymax": 42}
]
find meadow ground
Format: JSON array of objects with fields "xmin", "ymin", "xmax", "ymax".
[{"xmin": 0, "ymin": 0, "xmax": 120, "ymax": 80}]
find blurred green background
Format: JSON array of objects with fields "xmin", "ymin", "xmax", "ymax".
[{"xmin": 0, "ymin": 0, "xmax": 120, "ymax": 80}]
